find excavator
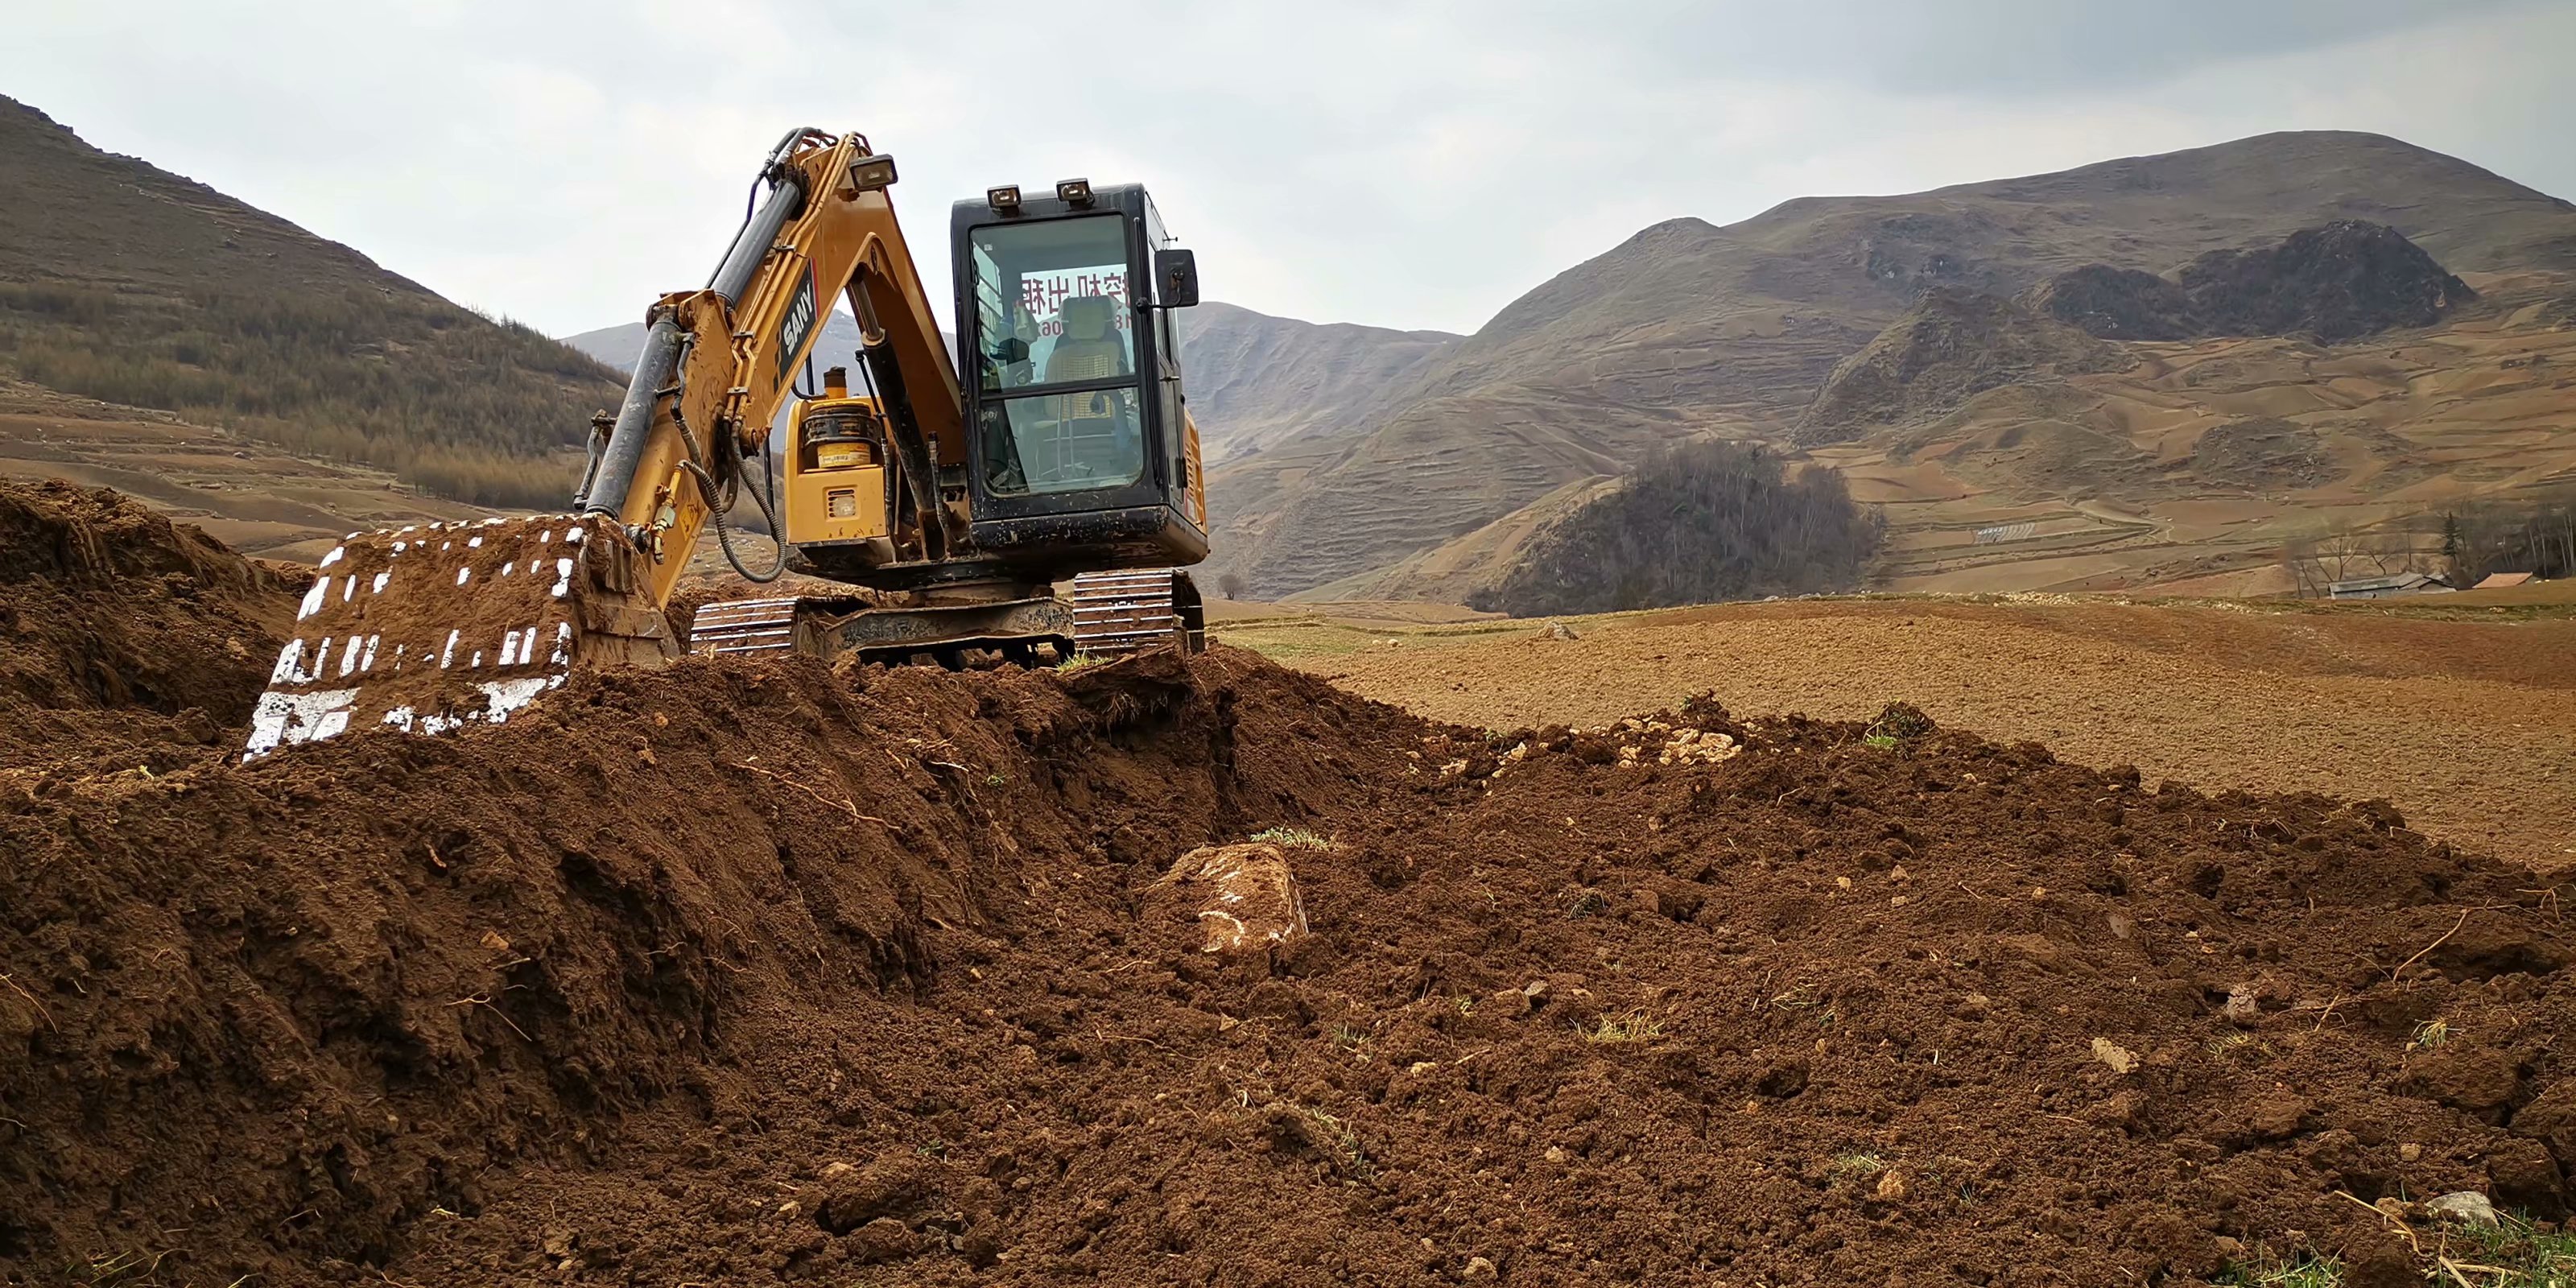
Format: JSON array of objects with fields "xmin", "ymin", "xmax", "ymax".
[{"xmin": 246, "ymin": 128, "xmax": 1208, "ymax": 756}]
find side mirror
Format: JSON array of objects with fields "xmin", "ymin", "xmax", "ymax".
[
  {"xmin": 1154, "ymin": 249, "xmax": 1200, "ymax": 308},
  {"xmin": 993, "ymin": 336, "xmax": 1030, "ymax": 363}
]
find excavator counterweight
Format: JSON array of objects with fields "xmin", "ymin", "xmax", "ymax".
[{"xmin": 244, "ymin": 128, "xmax": 1208, "ymax": 757}]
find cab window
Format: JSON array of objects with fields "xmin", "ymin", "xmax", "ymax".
[{"xmin": 969, "ymin": 216, "xmax": 1133, "ymax": 393}]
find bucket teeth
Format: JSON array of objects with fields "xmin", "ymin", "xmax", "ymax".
[{"xmin": 244, "ymin": 514, "xmax": 673, "ymax": 760}]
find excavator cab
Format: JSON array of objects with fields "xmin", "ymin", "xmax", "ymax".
[{"xmin": 949, "ymin": 182, "xmax": 1208, "ymax": 580}]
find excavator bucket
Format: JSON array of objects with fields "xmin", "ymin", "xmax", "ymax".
[{"xmin": 244, "ymin": 515, "xmax": 679, "ymax": 759}]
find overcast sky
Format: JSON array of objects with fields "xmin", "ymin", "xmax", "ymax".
[{"xmin": 9, "ymin": 0, "xmax": 2571, "ymax": 339}]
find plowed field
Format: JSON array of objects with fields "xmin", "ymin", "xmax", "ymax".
[{"xmin": 1247, "ymin": 596, "xmax": 2576, "ymax": 870}]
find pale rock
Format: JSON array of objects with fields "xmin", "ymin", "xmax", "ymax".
[
  {"xmin": 2091, "ymin": 1037, "xmax": 2139, "ymax": 1075},
  {"xmin": 1147, "ymin": 842, "xmax": 1308, "ymax": 956},
  {"xmin": 2426, "ymin": 1191, "xmax": 2500, "ymax": 1226}
]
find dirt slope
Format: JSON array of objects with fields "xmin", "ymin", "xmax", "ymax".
[
  {"xmin": 0, "ymin": 380, "xmax": 494, "ymax": 560},
  {"xmin": 9, "ymin": 485, "xmax": 2576, "ymax": 1288},
  {"xmin": 0, "ymin": 478, "xmax": 304, "ymax": 773},
  {"xmin": 1212, "ymin": 131, "xmax": 2576, "ymax": 599}
]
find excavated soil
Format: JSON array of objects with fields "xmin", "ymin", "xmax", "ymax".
[
  {"xmin": 9, "ymin": 488, "xmax": 2576, "ymax": 1286},
  {"xmin": 0, "ymin": 480, "xmax": 304, "ymax": 774}
]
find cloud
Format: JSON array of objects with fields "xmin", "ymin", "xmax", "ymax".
[{"xmin": 4, "ymin": 0, "xmax": 2564, "ymax": 338}]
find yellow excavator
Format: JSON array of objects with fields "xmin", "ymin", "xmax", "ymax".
[{"xmin": 246, "ymin": 128, "xmax": 1208, "ymax": 755}]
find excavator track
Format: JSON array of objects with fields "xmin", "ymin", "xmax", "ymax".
[
  {"xmin": 689, "ymin": 597, "xmax": 802, "ymax": 656},
  {"xmin": 1068, "ymin": 569, "xmax": 1204, "ymax": 657},
  {"xmin": 687, "ymin": 571, "xmax": 1203, "ymax": 667}
]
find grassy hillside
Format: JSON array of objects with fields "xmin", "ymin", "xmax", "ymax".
[
  {"xmin": 1212, "ymin": 130, "xmax": 2576, "ymax": 599},
  {"xmin": 0, "ymin": 97, "xmax": 623, "ymax": 508}
]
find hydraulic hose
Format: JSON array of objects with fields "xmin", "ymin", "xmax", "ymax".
[{"xmin": 581, "ymin": 165, "xmax": 809, "ymax": 521}]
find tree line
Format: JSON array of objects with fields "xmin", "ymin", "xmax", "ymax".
[
  {"xmin": 2279, "ymin": 487, "xmax": 2574, "ymax": 596},
  {"xmin": 1468, "ymin": 440, "xmax": 1885, "ymax": 617},
  {"xmin": 0, "ymin": 279, "xmax": 619, "ymax": 509}
]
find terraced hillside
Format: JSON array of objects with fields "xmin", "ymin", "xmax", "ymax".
[
  {"xmin": 1205, "ymin": 131, "xmax": 2576, "ymax": 601},
  {"xmin": 0, "ymin": 95, "xmax": 621, "ymax": 507}
]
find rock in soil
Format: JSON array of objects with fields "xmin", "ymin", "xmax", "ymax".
[{"xmin": 1146, "ymin": 841, "xmax": 1310, "ymax": 957}]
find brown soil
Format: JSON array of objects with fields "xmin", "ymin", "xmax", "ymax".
[
  {"xmin": 1287, "ymin": 597, "xmax": 2576, "ymax": 870},
  {"xmin": 0, "ymin": 479, "xmax": 305, "ymax": 773},
  {"xmin": 9, "ymin": 489, "xmax": 2576, "ymax": 1287}
]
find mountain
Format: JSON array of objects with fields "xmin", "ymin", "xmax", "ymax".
[
  {"xmin": 564, "ymin": 314, "xmax": 879, "ymax": 377},
  {"xmin": 0, "ymin": 96, "xmax": 623, "ymax": 508},
  {"xmin": 1208, "ymin": 130, "xmax": 2576, "ymax": 599},
  {"xmin": 1174, "ymin": 303, "xmax": 1458, "ymax": 462}
]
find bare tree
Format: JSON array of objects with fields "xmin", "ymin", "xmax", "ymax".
[{"xmin": 2281, "ymin": 535, "xmax": 2326, "ymax": 598}]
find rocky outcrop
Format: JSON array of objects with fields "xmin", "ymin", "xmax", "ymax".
[
  {"xmin": 2025, "ymin": 266, "xmax": 2199, "ymax": 341},
  {"xmin": 1793, "ymin": 289, "xmax": 2125, "ymax": 445},
  {"xmin": 2030, "ymin": 221, "xmax": 2475, "ymax": 345}
]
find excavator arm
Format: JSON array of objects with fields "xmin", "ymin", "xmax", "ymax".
[{"xmin": 577, "ymin": 128, "xmax": 964, "ymax": 607}]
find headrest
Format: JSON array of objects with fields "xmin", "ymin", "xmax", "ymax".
[{"xmin": 1060, "ymin": 295, "xmax": 1117, "ymax": 341}]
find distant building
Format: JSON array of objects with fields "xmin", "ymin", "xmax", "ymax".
[
  {"xmin": 2473, "ymin": 572, "xmax": 2536, "ymax": 590},
  {"xmin": 2329, "ymin": 572, "xmax": 2457, "ymax": 600}
]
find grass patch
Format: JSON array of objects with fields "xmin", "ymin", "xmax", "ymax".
[
  {"xmin": 2217, "ymin": 1252, "xmax": 2343, "ymax": 1287},
  {"xmin": 1827, "ymin": 1151, "xmax": 1886, "ymax": 1179},
  {"xmin": 1248, "ymin": 826, "xmax": 1333, "ymax": 851},
  {"xmin": 2412, "ymin": 1018, "xmax": 2454, "ymax": 1050},
  {"xmin": 2433, "ymin": 1212, "xmax": 2576, "ymax": 1285},
  {"xmin": 2207, "ymin": 1031, "xmax": 2264, "ymax": 1058},
  {"xmin": 1769, "ymin": 983, "xmax": 1823, "ymax": 1011},
  {"xmin": 1587, "ymin": 1009, "xmax": 1666, "ymax": 1044},
  {"xmin": 1290, "ymin": 1105, "xmax": 1376, "ymax": 1182},
  {"xmin": 1860, "ymin": 733, "xmax": 1899, "ymax": 750},
  {"xmin": 2220, "ymin": 1212, "xmax": 2576, "ymax": 1286},
  {"xmin": 1056, "ymin": 651, "xmax": 1108, "ymax": 672}
]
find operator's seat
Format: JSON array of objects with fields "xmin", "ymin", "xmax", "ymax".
[
  {"xmin": 1030, "ymin": 295, "xmax": 1135, "ymax": 487},
  {"xmin": 1045, "ymin": 296, "xmax": 1129, "ymax": 382}
]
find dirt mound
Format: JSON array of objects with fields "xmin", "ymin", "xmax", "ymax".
[
  {"xmin": 1794, "ymin": 288, "xmax": 2126, "ymax": 446},
  {"xmin": 2033, "ymin": 221, "xmax": 2476, "ymax": 347},
  {"xmin": 0, "ymin": 478, "xmax": 303, "ymax": 772},
  {"xmin": 4, "ymin": 621, "xmax": 2574, "ymax": 1286}
]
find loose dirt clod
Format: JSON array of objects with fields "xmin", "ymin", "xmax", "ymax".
[{"xmin": 6, "ymin": 488, "xmax": 2576, "ymax": 1286}]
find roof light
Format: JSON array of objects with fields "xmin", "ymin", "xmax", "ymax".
[
  {"xmin": 986, "ymin": 184, "xmax": 1022, "ymax": 212},
  {"xmin": 847, "ymin": 152, "xmax": 898, "ymax": 192},
  {"xmin": 1055, "ymin": 178, "xmax": 1092, "ymax": 206}
]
